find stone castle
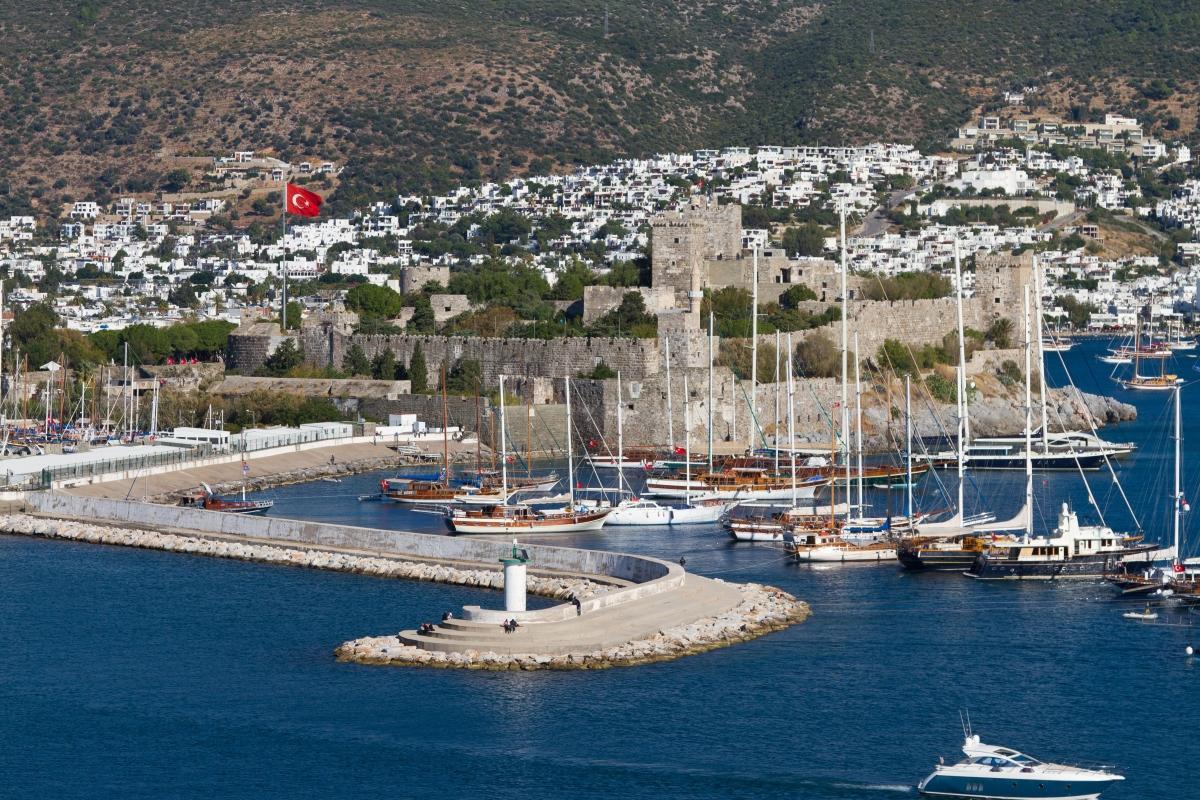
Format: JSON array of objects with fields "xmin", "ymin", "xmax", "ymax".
[{"xmin": 226, "ymin": 200, "xmax": 1033, "ymax": 445}]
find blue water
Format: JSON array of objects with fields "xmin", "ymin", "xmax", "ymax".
[{"xmin": 2, "ymin": 339, "xmax": 1198, "ymax": 799}]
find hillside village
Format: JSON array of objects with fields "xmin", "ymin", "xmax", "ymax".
[{"xmin": 4, "ymin": 107, "xmax": 1200, "ymax": 346}]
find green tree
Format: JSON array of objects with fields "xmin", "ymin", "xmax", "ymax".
[
  {"xmin": 550, "ymin": 259, "xmax": 597, "ymax": 301},
  {"xmin": 444, "ymin": 359, "xmax": 482, "ymax": 394},
  {"xmin": 578, "ymin": 361, "xmax": 617, "ymax": 379},
  {"xmin": 700, "ymin": 287, "xmax": 753, "ymax": 338},
  {"xmin": 987, "ymin": 318, "xmax": 1014, "ymax": 348},
  {"xmin": 1058, "ymin": 295, "xmax": 1097, "ymax": 329},
  {"xmin": 161, "ymin": 168, "xmax": 190, "ymax": 192},
  {"xmin": 861, "ymin": 272, "xmax": 952, "ymax": 301},
  {"xmin": 371, "ymin": 349, "xmax": 397, "ymax": 380},
  {"xmin": 168, "ymin": 282, "xmax": 198, "ymax": 309},
  {"xmin": 346, "ymin": 283, "xmax": 404, "ymax": 319},
  {"xmin": 277, "ymin": 300, "xmax": 302, "ymax": 331},
  {"xmin": 9, "ymin": 303, "xmax": 62, "ymax": 367},
  {"xmin": 343, "ymin": 343, "xmax": 370, "ymax": 376},
  {"xmin": 779, "ymin": 284, "xmax": 818, "ymax": 308},
  {"xmin": 587, "ymin": 291, "xmax": 657, "ymax": 337},
  {"xmin": 782, "ymin": 223, "xmax": 826, "ymax": 257},
  {"xmin": 409, "ymin": 343, "xmax": 428, "ymax": 393},
  {"xmin": 261, "ymin": 339, "xmax": 303, "ymax": 376},
  {"xmin": 407, "ymin": 294, "xmax": 437, "ymax": 334},
  {"xmin": 794, "ymin": 332, "xmax": 840, "ymax": 378}
]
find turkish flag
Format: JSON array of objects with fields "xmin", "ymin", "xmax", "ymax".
[{"xmin": 285, "ymin": 183, "xmax": 322, "ymax": 217}]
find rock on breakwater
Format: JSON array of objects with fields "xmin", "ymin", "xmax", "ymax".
[{"xmin": 334, "ymin": 584, "xmax": 810, "ymax": 671}]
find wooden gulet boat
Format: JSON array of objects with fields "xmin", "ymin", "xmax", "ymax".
[{"xmin": 445, "ymin": 373, "xmax": 612, "ymax": 534}]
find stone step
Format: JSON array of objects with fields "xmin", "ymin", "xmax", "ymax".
[{"xmin": 397, "ymin": 577, "xmax": 742, "ymax": 656}]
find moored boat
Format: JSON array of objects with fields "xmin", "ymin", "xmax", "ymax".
[
  {"xmin": 966, "ymin": 503, "xmax": 1156, "ymax": 580},
  {"xmin": 445, "ymin": 503, "xmax": 612, "ymax": 534},
  {"xmin": 188, "ymin": 483, "xmax": 273, "ymax": 515}
]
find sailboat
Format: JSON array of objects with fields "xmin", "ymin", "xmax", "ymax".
[
  {"xmin": 1106, "ymin": 383, "xmax": 1198, "ymax": 597},
  {"xmin": 607, "ymin": 374, "xmax": 738, "ymax": 526},
  {"xmin": 193, "ymin": 481, "xmax": 274, "ymax": 515},
  {"xmin": 1166, "ymin": 318, "xmax": 1196, "ymax": 351},
  {"xmin": 445, "ymin": 373, "xmax": 612, "ymax": 534},
  {"xmin": 788, "ymin": 209, "xmax": 897, "ymax": 564},
  {"xmin": 387, "ymin": 367, "xmax": 481, "ymax": 505},
  {"xmin": 1119, "ymin": 316, "xmax": 1180, "ymax": 390}
]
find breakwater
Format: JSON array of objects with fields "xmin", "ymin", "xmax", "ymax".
[
  {"xmin": 336, "ymin": 583, "xmax": 809, "ymax": 671},
  {"xmin": 0, "ymin": 513, "xmax": 600, "ymax": 600},
  {"xmin": 7, "ymin": 494, "xmax": 810, "ymax": 670}
]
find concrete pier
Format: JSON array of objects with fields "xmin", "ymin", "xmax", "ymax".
[{"xmin": 7, "ymin": 492, "xmax": 810, "ymax": 670}]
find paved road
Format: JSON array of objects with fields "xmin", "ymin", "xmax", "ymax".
[{"xmin": 859, "ymin": 187, "xmax": 916, "ymax": 237}]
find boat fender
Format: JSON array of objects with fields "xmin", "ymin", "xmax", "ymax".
[{"xmin": 1188, "ymin": 644, "xmax": 1195, "ymax": 657}]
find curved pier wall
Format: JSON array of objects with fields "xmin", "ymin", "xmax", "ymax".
[{"xmin": 24, "ymin": 493, "xmax": 681, "ymax": 607}]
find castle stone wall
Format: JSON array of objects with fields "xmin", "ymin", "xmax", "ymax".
[{"xmin": 303, "ymin": 332, "xmax": 662, "ymax": 388}]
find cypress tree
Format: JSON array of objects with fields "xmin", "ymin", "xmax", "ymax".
[{"xmin": 409, "ymin": 342, "xmax": 428, "ymax": 393}]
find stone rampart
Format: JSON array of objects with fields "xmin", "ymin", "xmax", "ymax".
[{"xmin": 305, "ymin": 332, "xmax": 662, "ymax": 386}]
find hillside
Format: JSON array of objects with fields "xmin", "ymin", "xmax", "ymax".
[{"xmin": 3, "ymin": 1, "xmax": 1200, "ymax": 221}]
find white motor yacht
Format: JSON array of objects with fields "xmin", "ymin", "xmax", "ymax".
[{"xmin": 918, "ymin": 734, "xmax": 1123, "ymax": 799}]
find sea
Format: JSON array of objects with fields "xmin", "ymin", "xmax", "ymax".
[{"xmin": 2, "ymin": 339, "xmax": 1197, "ymax": 799}]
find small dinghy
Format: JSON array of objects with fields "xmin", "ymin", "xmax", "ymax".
[{"xmin": 1122, "ymin": 607, "xmax": 1158, "ymax": 621}]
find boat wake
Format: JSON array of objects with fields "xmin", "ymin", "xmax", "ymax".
[{"xmin": 829, "ymin": 782, "xmax": 914, "ymax": 794}]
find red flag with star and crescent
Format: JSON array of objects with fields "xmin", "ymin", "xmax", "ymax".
[{"xmin": 285, "ymin": 183, "xmax": 323, "ymax": 217}]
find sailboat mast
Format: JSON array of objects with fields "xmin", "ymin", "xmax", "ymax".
[
  {"xmin": 750, "ymin": 246, "xmax": 758, "ymax": 453},
  {"xmin": 905, "ymin": 375, "xmax": 913, "ymax": 521},
  {"xmin": 565, "ymin": 372, "xmax": 575, "ymax": 507},
  {"xmin": 774, "ymin": 329, "xmax": 781, "ymax": 475},
  {"xmin": 1023, "ymin": 285, "xmax": 1034, "ymax": 541},
  {"xmin": 616, "ymin": 370, "xmax": 624, "ymax": 497},
  {"xmin": 839, "ymin": 204, "xmax": 850, "ymax": 521},
  {"xmin": 474, "ymin": 386, "xmax": 481, "ymax": 474},
  {"xmin": 953, "ymin": 240, "xmax": 970, "ymax": 445},
  {"xmin": 956, "ymin": 364, "xmax": 966, "ymax": 522},
  {"xmin": 441, "ymin": 365, "xmax": 449, "ymax": 489},
  {"xmin": 499, "ymin": 375, "xmax": 508, "ymax": 500},
  {"xmin": 1173, "ymin": 382, "xmax": 1182, "ymax": 566},
  {"xmin": 0, "ymin": 278, "xmax": 4, "ymax": 428},
  {"xmin": 684, "ymin": 374, "xmax": 691, "ymax": 504},
  {"xmin": 854, "ymin": 331, "xmax": 863, "ymax": 512},
  {"xmin": 665, "ymin": 336, "xmax": 673, "ymax": 453},
  {"xmin": 707, "ymin": 311, "xmax": 714, "ymax": 472},
  {"xmin": 1033, "ymin": 255, "xmax": 1049, "ymax": 450},
  {"xmin": 787, "ymin": 332, "xmax": 797, "ymax": 508}
]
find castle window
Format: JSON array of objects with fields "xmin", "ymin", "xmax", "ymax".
[{"xmin": 673, "ymin": 237, "xmax": 680, "ymax": 244}]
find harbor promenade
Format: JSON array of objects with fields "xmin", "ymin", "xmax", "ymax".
[{"xmin": 60, "ymin": 439, "xmax": 480, "ymax": 500}]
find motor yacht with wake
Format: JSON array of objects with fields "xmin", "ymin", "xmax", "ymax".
[{"xmin": 917, "ymin": 732, "xmax": 1124, "ymax": 799}]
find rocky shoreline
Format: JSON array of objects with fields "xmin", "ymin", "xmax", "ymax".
[{"xmin": 334, "ymin": 583, "xmax": 810, "ymax": 671}]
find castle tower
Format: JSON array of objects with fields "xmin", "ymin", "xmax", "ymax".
[
  {"xmin": 651, "ymin": 197, "xmax": 742, "ymax": 327},
  {"xmin": 974, "ymin": 251, "xmax": 1034, "ymax": 326}
]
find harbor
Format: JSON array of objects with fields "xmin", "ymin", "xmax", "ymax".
[{"xmin": 2, "ymin": 333, "xmax": 1198, "ymax": 797}]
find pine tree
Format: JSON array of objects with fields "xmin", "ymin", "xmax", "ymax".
[
  {"xmin": 342, "ymin": 343, "xmax": 370, "ymax": 376},
  {"xmin": 409, "ymin": 342, "xmax": 428, "ymax": 393}
]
